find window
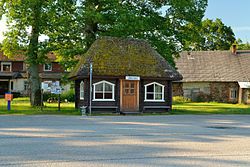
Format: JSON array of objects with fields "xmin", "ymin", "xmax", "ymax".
[
  {"xmin": 1, "ymin": 62, "xmax": 11, "ymax": 72},
  {"xmin": 93, "ymin": 81, "xmax": 115, "ymax": 101},
  {"xmin": 44, "ymin": 63, "xmax": 52, "ymax": 71},
  {"xmin": 80, "ymin": 81, "xmax": 84, "ymax": 100},
  {"xmin": 10, "ymin": 81, "xmax": 14, "ymax": 90},
  {"xmin": 24, "ymin": 81, "xmax": 29, "ymax": 90},
  {"xmin": 230, "ymin": 88, "xmax": 237, "ymax": 99},
  {"xmin": 144, "ymin": 82, "xmax": 164, "ymax": 102}
]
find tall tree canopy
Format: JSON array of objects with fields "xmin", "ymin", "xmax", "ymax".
[
  {"xmin": 51, "ymin": 0, "xmax": 208, "ymax": 68},
  {"xmin": 0, "ymin": 0, "xmax": 77, "ymax": 106},
  {"xmin": 184, "ymin": 18, "xmax": 236, "ymax": 51},
  {"xmin": 0, "ymin": 0, "xmax": 208, "ymax": 106}
]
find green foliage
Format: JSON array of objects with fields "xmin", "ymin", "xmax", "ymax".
[
  {"xmin": 195, "ymin": 92, "xmax": 211, "ymax": 102},
  {"xmin": 236, "ymin": 39, "xmax": 250, "ymax": 50},
  {"xmin": 60, "ymin": 89, "xmax": 75, "ymax": 102},
  {"xmin": 43, "ymin": 90, "xmax": 75, "ymax": 102},
  {"xmin": 0, "ymin": 0, "xmax": 77, "ymax": 106},
  {"xmin": 173, "ymin": 96, "xmax": 191, "ymax": 104},
  {"xmin": 51, "ymin": 0, "xmax": 208, "ymax": 67},
  {"xmin": 184, "ymin": 18, "xmax": 236, "ymax": 51}
]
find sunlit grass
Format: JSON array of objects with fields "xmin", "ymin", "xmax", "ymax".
[
  {"xmin": 0, "ymin": 97, "xmax": 250, "ymax": 115},
  {"xmin": 0, "ymin": 97, "xmax": 79, "ymax": 115},
  {"xmin": 172, "ymin": 102, "xmax": 250, "ymax": 114}
]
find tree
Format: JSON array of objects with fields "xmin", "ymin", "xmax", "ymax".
[
  {"xmin": 184, "ymin": 18, "xmax": 236, "ymax": 51},
  {"xmin": 0, "ymin": 0, "xmax": 77, "ymax": 106},
  {"xmin": 50, "ymin": 0, "xmax": 208, "ymax": 67},
  {"xmin": 236, "ymin": 39, "xmax": 250, "ymax": 50}
]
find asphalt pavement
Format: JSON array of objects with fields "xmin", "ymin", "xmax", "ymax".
[{"xmin": 0, "ymin": 115, "xmax": 250, "ymax": 167}]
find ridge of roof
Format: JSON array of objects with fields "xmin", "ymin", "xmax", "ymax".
[{"xmin": 176, "ymin": 50, "xmax": 250, "ymax": 82}]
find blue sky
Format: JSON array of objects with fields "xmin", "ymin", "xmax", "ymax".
[
  {"xmin": 204, "ymin": 0, "xmax": 250, "ymax": 42},
  {"xmin": 0, "ymin": 1, "xmax": 250, "ymax": 42}
]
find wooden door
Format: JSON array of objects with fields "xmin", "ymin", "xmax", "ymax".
[{"xmin": 120, "ymin": 80, "xmax": 139, "ymax": 112}]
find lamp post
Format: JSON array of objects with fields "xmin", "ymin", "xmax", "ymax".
[{"xmin": 89, "ymin": 62, "xmax": 93, "ymax": 115}]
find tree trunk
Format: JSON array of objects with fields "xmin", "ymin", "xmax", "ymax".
[
  {"xmin": 27, "ymin": 0, "xmax": 43, "ymax": 106},
  {"xmin": 28, "ymin": 64, "xmax": 41, "ymax": 106}
]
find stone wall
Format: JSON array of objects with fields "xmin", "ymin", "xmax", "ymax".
[
  {"xmin": 172, "ymin": 82, "xmax": 183, "ymax": 96},
  {"xmin": 210, "ymin": 82, "xmax": 239, "ymax": 103},
  {"xmin": 173, "ymin": 81, "xmax": 241, "ymax": 103}
]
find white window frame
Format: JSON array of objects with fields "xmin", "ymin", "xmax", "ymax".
[
  {"xmin": 144, "ymin": 82, "xmax": 165, "ymax": 102},
  {"xmin": 230, "ymin": 88, "xmax": 237, "ymax": 99},
  {"xmin": 1, "ymin": 62, "xmax": 12, "ymax": 72},
  {"xmin": 93, "ymin": 80, "xmax": 115, "ymax": 101},
  {"xmin": 44, "ymin": 63, "xmax": 52, "ymax": 71},
  {"xmin": 80, "ymin": 81, "xmax": 84, "ymax": 100}
]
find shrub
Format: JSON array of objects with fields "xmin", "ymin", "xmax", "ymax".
[
  {"xmin": 42, "ymin": 92, "xmax": 58, "ymax": 102},
  {"xmin": 42, "ymin": 89, "xmax": 75, "ymax": 102},
  {"xmin": 60, "ymin": 89, "xmax": 75, "ymax": 102},
  {"xmin": 195, "ymin": 92, "xmax": 211, "ymax": 102},
  {"xmin": 173, "ymin": 96, "xmax": 191, "ymax": 103}
]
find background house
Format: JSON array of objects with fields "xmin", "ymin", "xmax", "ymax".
[
  {"xmin": 174, "ymin": 47, "xmax": 250, "ymax": 104},
  {"xmin": 70, "ymin": 37, "xmax": 182, "ymax": 113},
  {"xmin": 0, "ymin": 52, "xmax": 70, "ymax": 97}
]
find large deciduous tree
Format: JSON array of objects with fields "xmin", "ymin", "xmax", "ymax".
[
  {"xmin": 184, "ymin": 18, "xmax": 236, "ymax": 51},
  {"xmin": 51, "ymin": 0, "xmax": 208, "ymax": 67},
  {"xmin": 0, "ymin": 0, "xmax": 77, "ymax": 106}
]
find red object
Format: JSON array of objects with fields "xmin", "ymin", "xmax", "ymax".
[{"xmin": 5, "ymin": 93, "xmax": 13, "ymax": 101}]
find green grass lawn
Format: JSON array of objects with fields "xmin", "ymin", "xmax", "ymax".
[
  {"xmin": 0, "ymin": 97, "xmax": 250, "ymax": 115},
  {"xmin": 172, "ymin": 102, "xmax": 250, "ymax": 114},
  {"xmin": 0, "ymin": 97, "xmax": 79, "ymax": 115}
]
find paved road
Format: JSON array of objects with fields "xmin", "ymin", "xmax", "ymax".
[{"xmin": 0, "ymin": 115, "xmax": 250, "ymax": 167}]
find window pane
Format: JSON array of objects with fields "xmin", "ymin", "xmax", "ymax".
[
  {"xmin": 95, "ymin": 93, "xmax": 103, "ymax": 99},
  {"xmin": 130, "ymin": 83, "xmax": 135, "ymax": 89},
  {"xmin": 155, "ymin": 93, "xmax": 163, "ymax": 100},
  {"xmin": 124, "ymin": 89, "xmax": 129, "ymax": 95},
  {"xmin": 130, "ymin": 88, "xmax": 135, "ymax": 94},
  {"xmin": 146, "ymin": 93, "xmax": 154, "ymax": 100},
  {"xmin": 125, "ymin": 82, "xmax": 129, "ymax": 88},
  {"xmin": 147, "ymin": 84, "xmax": 154, "ymax": 92},
  {"xmin": 80, "ymin": 92, "xmax": 84, "ymax": 98},
  {"xmin": 155, "ymin": 85, "xmax": 162, "ymax": 93},
  {"xmin": 44, "ymin": 64, "xmax": 52, "ymax": 71},
  {"xmin": 104, "ymin": 93, "xmax": 112, "ymax": 99},
  {"xmin": 3, "ymin": 64, "xmax": 11, "ymax": 72},
  {"xmin": 95, "ymin": 83, "xmax": 103, "ymax": 91},
  {"xmin": 105, "ymin": 83, "xmax": 112, "ymax": 91}
]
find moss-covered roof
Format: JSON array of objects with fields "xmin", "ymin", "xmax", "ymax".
[{"xmin": 70, "ymin": 37, "xmax": 182, "ymax": 81}]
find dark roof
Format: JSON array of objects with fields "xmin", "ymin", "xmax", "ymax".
[
  {"xmin": 175, "ymin": 50, "xmax": 250, "ymax": 82},
  {"xmin": 0, "ymin": 52, "xmax": 58, "ymax": 62},
  {"xmin": 70, "ymin": 37, "xmax": 182, "ymax": 81}
]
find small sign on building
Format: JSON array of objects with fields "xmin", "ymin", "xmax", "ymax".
[{"xmin": 125, "ymin": 76, "xmax": 140, "ymax": 81}]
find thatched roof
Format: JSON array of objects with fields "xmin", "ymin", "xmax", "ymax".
[
  {"xmin": 176, "ymin": 50, "xmax": 250, "ymax": 82},
  {"xmin": 70, "ymin": 37, "xmax": 182, "ymax": 81}
]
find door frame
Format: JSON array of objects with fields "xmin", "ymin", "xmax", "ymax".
[{"xmin": 120, "ymin": 79, "xmax": 139, "ymax": 112}]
